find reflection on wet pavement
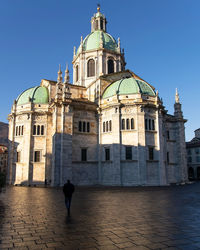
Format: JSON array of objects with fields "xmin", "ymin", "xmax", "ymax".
[{"xmin": 1, "ymin": 183, "xmax": 200, "ymax": 249}]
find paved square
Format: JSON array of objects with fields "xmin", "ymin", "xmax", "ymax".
[{"xmin": 1, "ymin": 183, "xmax": 200, "ymax": 249}]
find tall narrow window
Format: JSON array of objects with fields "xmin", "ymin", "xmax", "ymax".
[
  {"xmin": 149, "ymin": 119, "xmax": 151, "ymax": 130},
  {"xmin": 37, "ymin": 125, "xmax": 40, "ymax": 135},
  {"xmin": 145, "ymin": 119, "xmax": 148, "ymax": 130},
  {"xmin": 106, "ymin": 121, "xmax": 108, "ymax": 132},
  {"xmin": 83, "ymin": 122, "xmax": 86, "ymax": 132},
  {"xmin": 109, "ymin": 120, "xmax": 112, "ymax": 131},
  {"xmin": 76, "ymin": 65, "xmax": 79, "ymax": 82},
  {"xmin": 122, "ymin": 119, "xmax": 125, "ymax": 130},
  {"xmin": 79, "ymin": 121, "xmax": 82, "ymax": 132},
  {"xmin": 149, "ymin": 147, "xmax": 154, "ymax": 160},
  {"xmin": 16, "ymin": 126, "xmax": 18, "ymax": 136},
  {"xmin": 81, "ymin": 148, "xmax": 87, "ymax": 161},
  {"xmin": 87, "ymin": 59, "xmax": 95, "ymax": 77},
  {"xmin": 100, "ymin": 19, "xmax": 104, "ymax": 30},
  {"xmin": 16, "ymin": 152, "xmax": 20, "ymax": 162},
  {"xmin": 103, "ymin": 122, "xmax": 105, "ymax": 132},
  {"xmin": 131, "ymin": 118, "xmax": 134, "ymax": 129},
  {"xmin": 108, "ymin": 59, "xmax": 114, "ymax": 74},
  {"xmin": 33, "ymin": 125, "xmax": 36, "ymax": 135},
  {"xmin": 41, "ymin": 125, "xmax": 44, "ymax": 135},
  {"xmin": 152, "ymin": 120, "xmax": 155, "ymax": 131},
  {"xmin": 34, "ymin": 151, "xmax": 41, "ymax": 162},
  {"xmin": 95, "ymin": 20, "xmax": 98, "ymax": 30},
  {"xmin": 105, "ymin": 148, "xmax": 110, "ymax": 161},
  {"xmin": 21, "ymin": 125, "xmax": 24, "ymax": 135},
  {"xmin": 126, "ymin": 119, "xmax": 130, "ymax": 130},
  {"xmin": 167, "ymin": 152, "xmax": 169, "ymax": 163},
  {"xmin": 18, "ymin": 126, "xmax": 21, "ymax": 136},
  {"xmin": 167, "ymin": 130, "xmax": 170, "ymax": 139},
  {"xmin": 126, "ymin": 146, "xmax": 132, "ymax": 160},
  {"xmin": 87, "ymin": 122, "xmax": 90, "ymax": 133}
]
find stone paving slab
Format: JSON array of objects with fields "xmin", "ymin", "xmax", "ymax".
[{"xmin": 1, "ymin": 183, "xmax": 200, "ymax": 249}]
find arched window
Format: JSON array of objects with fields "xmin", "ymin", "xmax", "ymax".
[
  {"xmin": 76, "ymin": 65, "xmax": 79, "ymax": 82},
  {"xmin": 149, "ymin": 119, "xmax": 151, "ymax": 130},
  {"xmin": 152, "ymin": 120, "xmax": 155, "ymax": 131},
  {"xmin": 106, "ymin": 121, "xmax": 108, "ymax": 132},
  {"xmin": 37, "ymin": 125, "xmax": 40, "ymax": 135},
  {"xmin": 21, "ymin": 125, "xmax": 24, "ymax": 135},
  {"xmin": 126, "ymin": 119, "xmax": 130, "ymax": 130},
  {"xmin": 122, "ymin": 119, "xmax": 125, "ymax": 130},
  {"xmin": 41, "ymin": 125, "xmax": 44, "ymax": 135},
  {"xmin": 16, "ymin": 126, "xmax": 18, "ymax": 136},
  {"xmin": 87, "ymin": 122, "xmax": 90, "ymax": 133},
  {"xmin": 108, "ymin": 59, "xmax": 114, "ymax": 74},
  {"xmin": 87, "ymin": 59, "xmax": 95, "ymax": 77},
  {"xmin": 103, "ymin": 122, "xmax": 105, "ymax": 132},
  {"xmin": 83, "ymin": 122, "xmax": 86, "ymax": 132},
  {"xmin": 109, "ymin": 120, "xmax": 112, "ymax": 131},
  {"xmin": 79, "ymin": 121, "xmax": 82, "ymax": 132},
  {"xmin": 145, "ymin": 119, "xmax": 148, "ymax": 130},
  {"xmin": 33, "ymin": 125, "xmax": 36, "ymax": 135},
  {"xmin": 95, "ymin": 20, "xmax": 98, "ymax": 30},
  {"xmin": 131, "ymin": 118, "xmax": 134, "ymax": 129},
  {"xmin": 100, "ymin": 19, "xmax": 104, "ymax": 30}
]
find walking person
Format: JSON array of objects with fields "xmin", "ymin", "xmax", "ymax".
[{"xmin": 63, "ymin": 180, "xmax": 75, "ymax": 217}]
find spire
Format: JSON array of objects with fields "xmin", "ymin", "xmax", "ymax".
[
  {"xmin": 175, "ymin": 88, "xmax": 180, "ymax": 103},
  {"xmin": 73, "ymin": 46, "xmax": 76, "ymax": 58},
  {"xmin": 97, "ymin": 3, "xmax": 100, "ymax": 12},
  {"xmin": 117, "ymin": 37, "xmax": 121, "ymax": 53},
  {"xmin": 174, "ymin": 88, "xmax": 183, "ymax": 118},
  {"xmin": 57, "ymin": 64, "xmax": 63, "ymax": 83},
  {"xmin": 64, "ymin": 63, "xmax": 70, "ymax": 83}
]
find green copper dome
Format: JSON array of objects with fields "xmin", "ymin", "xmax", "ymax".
[
  {"xmin": 102, "ymin": 77, "xmax": 155, "ymax": 99},
  {"xmin": 17, "ymin": 86, "xmax": 49, "ymax": 105},
  {"xmin": 77, "ymin": 30, "xmax": 118, "ymax": 54}
]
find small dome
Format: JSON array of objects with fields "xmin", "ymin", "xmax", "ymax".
[
  {"xmin": 77, "ymin": 30, "xmax": 118, "ymax": 54},
  {"xmin": 17, "ymin": 86, "xmax": 49, "ymax": 105},
  {"xmin": 102, "ymin": 77, "xmax": 155, "ymax": 99}
]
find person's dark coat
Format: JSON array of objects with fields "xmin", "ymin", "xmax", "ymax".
[{"xmin": 63, "ymin": 182, "xmax": 75, "ymax": 197}]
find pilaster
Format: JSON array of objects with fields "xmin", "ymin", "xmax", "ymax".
[{"xmin": 137, "ymin": 105, "xmax": 146, "ymax": 185}]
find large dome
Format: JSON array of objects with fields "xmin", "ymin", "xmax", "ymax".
[
  {"xmin": 102, "ymin": 77, "xmax": 155, "ymax": 99},
  {"xmin": 77, "ymin": 30, "xmax": 118, "ymax": 54},
  {"xmin": 17, "ymin": 86, "xmax": 49, "ymax": 105}
]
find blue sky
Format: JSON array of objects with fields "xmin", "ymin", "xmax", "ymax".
[{"xmin": 0, "ymin": 0, "xmax": 199, "ymax": 141}]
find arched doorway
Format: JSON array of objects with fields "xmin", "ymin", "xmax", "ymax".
[{"xmin": 188, "ymin": 167, "xmax": 195, "ymax": 181}]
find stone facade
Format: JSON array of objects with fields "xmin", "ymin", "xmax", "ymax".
[
  {"xmin": 0, "ymin": 145, "xmax": 8, "ymax": 174},
  {"xmin": 7, "ymin": 7, "xmax": 188, "ymax": 186}
]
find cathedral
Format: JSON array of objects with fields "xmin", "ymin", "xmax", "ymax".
[{"xmin": 8, "ymin": 7, "xmax": 188, "ymax": 186}]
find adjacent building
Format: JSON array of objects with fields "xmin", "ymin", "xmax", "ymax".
[
  {"xmin": 186, "ymin": 129, "xmax": 200, "ymax": 180},
  {"xmin": 7, "ymin": 7, "xmax": 188, "ymax": 186},
  {"xmin": 0, "ymin": 145, "xmax": 8, "ymax": 174}
]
